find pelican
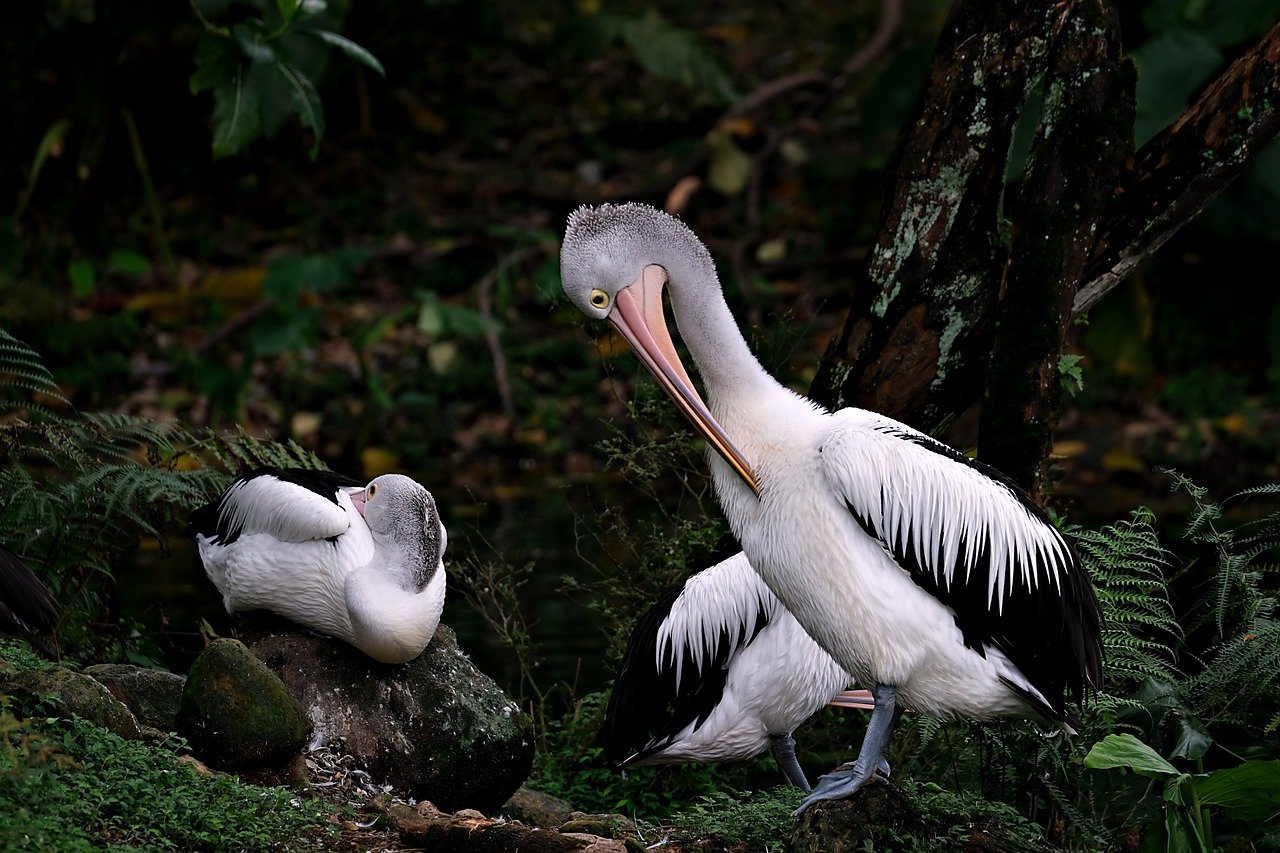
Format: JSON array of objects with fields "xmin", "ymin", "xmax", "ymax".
[
  {"xmin": 192, "ymin": 467, "xmax": 447, "ymax": 665},
  {"xmin": 560, "ymin": 203, "xmax": 1103, "ymax": 812},
  {"xmin": 0, "ymin": 545, "xmax": 60, "ymax": 657},
  {"xmin": 600, "ymin": 551, "xmax": 875, "ymax": 790}
]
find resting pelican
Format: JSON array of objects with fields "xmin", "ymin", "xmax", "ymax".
[
  {"xmin": 600, "ymin": 551, "xmax": 875, "ymax": 790},
  {"xmin": 560, "ymin": 203, "xmax": 1103, "ymax": 812},
  {"xmin": 0, "ymin": 545, "xmax": 60, "ymax": 657},
  {"xmin": 193, "ymin": 468, "xmax": 447, "ymax": 665}
]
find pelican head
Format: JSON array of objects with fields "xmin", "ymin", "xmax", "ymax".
[
  {"xmin": 561, "ymin": 203, "xmax": 759, "ymax": 494},
  {"xmin": 360, "ymin": 474, "xmax": 446, "ymax": 589}
]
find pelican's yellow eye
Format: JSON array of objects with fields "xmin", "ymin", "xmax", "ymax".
[
  {"xmin": 367, "ymin": 484, "xmax": 378, "ymax": 499},
  {"xmin": 589, "ymin": 288, "xmax": 610, "ymax": 309}
]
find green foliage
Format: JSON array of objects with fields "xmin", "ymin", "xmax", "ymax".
[
  {"xmin": 1073, "ymin": 507, "xmax": 1180, "ymax": 689},
  {"xmin": 670, "ymin": 787, "xmax": 803, "ymax": 849},
  {"xmin": 0, "ymin": 327, "xmax": 327, "ymax": 661},
  {"xmin": 1167, "ymin": 473, "xmax": 1280, "ymax": 732},
  {"xmin": 1085, "ymin": 733, "xmax": 1280, "ymax": 853},
  {"xmin": 189, "ymin": 0, "xmax": 384, "ymax": 159},
  {"xmin": 1057, "ymin": 353, "xmax": 1085, "ymax": 395},
  {"xmin": 0, "ymin": 328, "xmax": 68, "ymax": 417},
  {"xmin": 569, "ymin": 390, "xmax": 730, "ymax": 661},
  {"xmin": 0, "ymin": 703, "xmax": 331, "ymax": 851},
  {"xmin": 0, "ymin": 640, "xmax": 55, "ymax": 674},
  {"xmin": 590, "ymin": 11, "xmax": 737, "ymax": 105}
]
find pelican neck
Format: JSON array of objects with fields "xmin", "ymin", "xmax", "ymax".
[{"xmin": 663, "ymin": 256, "xmax": 778, "ymax": 403}]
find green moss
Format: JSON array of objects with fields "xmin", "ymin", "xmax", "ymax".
[{"xmin": 0, "ymin": 700, "xmax": 331, "ymax": 851}]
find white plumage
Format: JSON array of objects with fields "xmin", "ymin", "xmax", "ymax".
[
  {"xmin": 560, "ymin": 203, "xmax": 1103, "ymax": 810},
  {"xmin": 600, "ymin": 552, "xmax": 873, "ymax": 789},
  {"xmin": 193, "ymin": 468, "xmax": 447, "ymax": 665}
]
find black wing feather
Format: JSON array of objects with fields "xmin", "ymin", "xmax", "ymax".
[
  {"xmin": 599, "ymin": 579, "xmax": 770, "ymax": 764},
  {"xmin": 0, "ymin": 545, "xmax": 60, "ymax": 656},
  {"xmin": 841, "ymin": 424, "xmax": 1103, "ymax": 724}
]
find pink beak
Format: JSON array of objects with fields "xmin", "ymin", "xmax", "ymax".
[
  {"xmin": 607, "ymin": 264, "xmax": 759, "ymax": 495},
  {"xmin": 828, "ymin": 689, "xmax": 876, "ymax": 711},
  {"xmin": 348, "ymin": 488, "xmax": 367, "ymax": 518}
]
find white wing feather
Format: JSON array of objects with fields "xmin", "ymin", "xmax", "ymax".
[
  {"xmin": 655, "ymin": 552, "xmax": 778, "ymax": 690},
  {"xmin": 216, "ymin": 475, "xmax": 355, "ymax": 543},
  {"xmin": 820, "ymin": 409, "xmax": 1072, "ymax": 609}
]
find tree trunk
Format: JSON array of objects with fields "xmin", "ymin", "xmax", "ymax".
[
  {"xmin": 977, "ymin": 0, "xmax": 1133, "ymax": 495},
  {"xmin": 808, "ymin": 0, "xmax": 1049, "ymax": 430},
  {"xmin": 809, "ymin": 1, "xmax": 1280, "ymax": 496}
]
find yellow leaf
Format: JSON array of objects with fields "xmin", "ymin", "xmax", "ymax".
[
  {"xmin": 361, "ymin": 447, "xmax": 401, "ymax": 478},
  {"xmin": 755, "ymin": 238, "xmax": 787, "ymax": 264},
  {"xmin": 1052, "ymin": 439, "xmax": 1088, "ymax": 458},
  {"xmin": 706, "ymin": 129, "xmax": 752, "ymax": 196},
  {"xmin": 1101, "ymin": 445, "xmax": 1145, "ymax": 473}
]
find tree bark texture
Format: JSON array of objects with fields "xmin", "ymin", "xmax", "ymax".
[
  {"xmin": 809, "ymin": 0, "xmax": 1049, "ymax": 428},
  {"xmin": 810, "ymin": 1, "xmax": 1280, "ymax": 491},
  {"xmin": 977, "ymin": 0, "xmax": 1133, "ymax": 494},
  {"xmin": 1075, "ymin": 20, "xmax": 1280, "ymax": 314}
]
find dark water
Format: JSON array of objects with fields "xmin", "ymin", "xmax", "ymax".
[{"xmin": 120, "ymin": 471, "xmax": 630, "ymax": 706}]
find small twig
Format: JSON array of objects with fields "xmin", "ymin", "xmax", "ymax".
[
  {"xmin": 474, "ymin": 246, "xmax": 540, "ymax": 424},
  {"xmin": 121, "ymin": 109, "xmax": 180, "ymax": 287}
]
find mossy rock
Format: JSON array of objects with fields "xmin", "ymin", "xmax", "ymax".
[
  {"xmin": 502, "ymin": 786, "xmax": 576, "ymax": 829},
  {"xmin": 176, "ymin": 638, "xmax": 310, "ymax": 768},
  {"xmin": 1, "ymin": 666, "xmax": 142, "ymax": 739},
  {"xmin": 85, "ymin": 663, "xmax": 186, "ymax": 731},
  {"xmin": 250, "ymin": 623, "xmax": 534, "ymax": 813}
]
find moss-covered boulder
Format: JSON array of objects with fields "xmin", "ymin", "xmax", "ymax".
[
  {"xmin": 85, "ymin": 663, "xmax": 186, "ymax": 731},
  {"xmin": 176, "ymin": 638, "xmax": 310, "ymax": 769},
  {"xmin": 1, "ymin": 666, "xmax": 142, "ymax": 739},
  {"xmin": 249, "ymin": 623, "xmax": 534, "ymax": 813},
  {"xmin": 502, "ymin": 786, "xmax": 576, "ymax": 829}
]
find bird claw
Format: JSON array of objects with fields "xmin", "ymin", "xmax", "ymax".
[{"xmin": 793, "ymin": 759, "xmax": 882, "ymax": 816}]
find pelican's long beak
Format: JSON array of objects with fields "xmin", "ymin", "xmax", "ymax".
[
  {"xmin": 348, "ymin": 488, "xmax": 367, "ymax": 518},
  {"xmin": 608, "ymin": 265, "xmax": 760, "ymax": 495},
  {"xmin": 828, "ymin": 689, "xmax": 876, "ymax": 711}
]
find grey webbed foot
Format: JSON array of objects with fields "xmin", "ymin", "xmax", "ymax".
[{"xmin": 795, "ymin": 682, "xmax": 897, "ymax": 815}]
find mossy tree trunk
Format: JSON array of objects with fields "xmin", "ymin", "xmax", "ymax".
[
  {"xmin": 809, "ymin": 0, "xmax": 1049, "ymax": 430},
  {"xmin": 809, "ymin": 2, "xmax": 1280, "ymax": 496},
  {"xmin": 977, "ymin": 0, "xmax": 1132, "ymax": 495}
]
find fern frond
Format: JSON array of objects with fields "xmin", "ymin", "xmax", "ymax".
[
  {"xmin": 0, "ymin": 327, "xmax": 69, "ymax": 408},
  {"xmin": 1072, "ymin": 508, "xmax": 1180, "ymax": 688}
]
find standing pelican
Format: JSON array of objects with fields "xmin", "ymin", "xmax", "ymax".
[
  {"xmin": 600, "ymin": 551, "xmax": 874, "ymax": 790},
  {"xmin": 560, "ymin": 203, "xmax": 1103, "ymax": 812},
  {"xmin": 0, "ymin": 545, "xmax": 60, "ymax": 657},
  {"xmin": 193, "ymin": 468, "xmax": 447, "ymax": 665}
]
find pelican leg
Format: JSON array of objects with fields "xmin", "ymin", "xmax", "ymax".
[
  {"xmin": 770, "ymin": 733, "xmax": 811, "ymax": 792},
  {"xmin": 795, "ymin": 683, "xmax": 896, "ymax": 815}
]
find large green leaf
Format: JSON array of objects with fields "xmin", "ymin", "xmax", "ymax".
[
  {"xmin": 311, "ymin": 29, "xmax": 385, "ymax": 76},
  {"xmin": 599, "ymin": 11, "xmax": 737, "ymax": 104},
  {"xmin": 1131, "ymin": 30, "xmax": 1222, "ymax": 145},
  {"xmin": 210, "ymin": 69, "xmax": 264, "ymax": 159},
  {"xmin": 1196, "ymin": 760, "xmax": 1280, "ymax": 823},
  {"xmin": 1084, "ymin": 733, "xmax": 1180, "ymax": 778},
  {"xmin": 276, "ymin": 63, "xmax": 325, "ymax": 160}
]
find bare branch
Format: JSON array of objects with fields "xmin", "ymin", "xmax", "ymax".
[{"xmin": 1074, "ymin": 21, "xmax": 1280, "ymax": 315}]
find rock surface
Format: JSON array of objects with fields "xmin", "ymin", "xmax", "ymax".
[
  {"xmin": 387, "ymin": 801, "xmax": 632, "ymax": 852},
  {"xmin": 249, "ymin": 623, "xmax": 534, "ymax": 814},
  {"xmin": 85, "ymin": 663, "xmax": 186, "ymax": 731},
  {"xmin": 176, "ymin": 637, "xmax": 311, "ymax": 768},
  {"xmin": 791, "ymin": 782, "xmax": 922, "ymax": 852},
  {"xmin": 502, "ymin": 786, "xmax": 577, "ymax": 829},
  {"xmin": 1, "ymin": 666, "xmax": 142, "ymax": 739}
]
